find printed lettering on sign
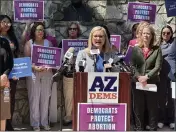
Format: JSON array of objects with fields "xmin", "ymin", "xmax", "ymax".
[{"xmin": 87, "ymin": 73, "xmax": 119, "ymax": 103}]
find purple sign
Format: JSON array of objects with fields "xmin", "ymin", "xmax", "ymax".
[
  {"xmin": 77, "ymin": 103, "xmax": 127, "ymax": 131},
  {"xmin": 14, "ymin": 0, "xmax": 44, "ymax": 21},
  {"xmin": 110, "ymin": 35, "xmax": 121, "ymax": 53},
  {"xmin": 62, "ymin": 39, "xmax": 88, "ymax": 56},
  {"xmin": 31, "ymin": 45, "xmax": 61, "ymax": 68},
  {"xmin": 124, "ymin": 45, "xmax": 134, "ymax": 65},
  {"xmin": 127, "ymin": 2, "xmax": 156, "ymax": 24}
]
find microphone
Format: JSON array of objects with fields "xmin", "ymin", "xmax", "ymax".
[
  {"xmin": 90, "ymin": 48, "xmax": 100, "ymax": 60},
  {"xmin": 78, "ymin": 58, "xmax": 86, "ymax": 72},
  {"xmin": 118, "ymin": 58, "xmax": 131, "ymax": 72},
  {"xmin": 90, "ymin": 47, "xmax": 100, "ymax": 72},
  {"xmin": 52, "ymin": 47, "xmax": 75, "ymax": 82},
  {"xmin": 63, "ymin": 47, "xmax": 75, "ymax": 65},
  {"xmin": 103, "ymin": 58, "xmax": 113, "ymax": 72},
  {"xmin": 110, "ymin": 56, "xmax": 128, "ymax": 72}
]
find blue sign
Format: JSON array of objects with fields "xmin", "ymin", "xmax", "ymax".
[
  {"xmin": 9, "ymin": 57, "xmax": 32, "ymax": 79},
  {"xmin": 165, "ymin": 0, "xmax": 176, "ymax": 17}
]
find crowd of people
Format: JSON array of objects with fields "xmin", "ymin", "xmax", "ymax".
[{"xmin": 0, "ymin": 13, "xmax": 175, "ymax": 131}]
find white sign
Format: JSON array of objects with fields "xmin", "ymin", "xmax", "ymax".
[
  {"xmin": 171, "ymin": 82, "xmax": 175, "ymax": 99},
  {"xmin": 87, "ymin": 72, "xmax": 119, "ymax": 103},
  {"xmin": 136, "ymin": 82, "xmax": 157, "ymax": 92}
]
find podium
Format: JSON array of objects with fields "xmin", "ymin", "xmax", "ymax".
[{"xmin": 73, "ymin": 72, "xmax": 131, "ymax": 131}]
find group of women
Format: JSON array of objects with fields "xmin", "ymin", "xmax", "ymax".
[{"xmin": 0, "ymin": 14, "xmax": 175, "ymax": 131}]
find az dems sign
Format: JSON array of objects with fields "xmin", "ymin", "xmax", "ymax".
[{"xmin": 87, "ymin": 73, "xmax": 119, "ymax": 103}]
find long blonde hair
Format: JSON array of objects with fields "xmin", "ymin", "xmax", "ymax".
[
  {"xmin": 138, "ymin": 25, "xmax": 157, "ymax": 49},
  {"xmin": 136, "ymin": 21, "xmax": 150, "ymax": 38},
  {"xmin": 85, "ymin": 26, "xmax": 111, "ymax": 55}
]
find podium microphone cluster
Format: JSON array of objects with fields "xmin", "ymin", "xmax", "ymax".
[
  {"xmin": 52, "ymin": 47, "xmax": 75, "ymax": 82},
  {"xmin": 78, "ymin": 58, "xmax": 86, "ymax": 72}
]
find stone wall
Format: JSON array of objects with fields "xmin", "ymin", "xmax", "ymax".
[{"xmin": 0, "ymin": 0, "xmax": 175, "ymax": 125}]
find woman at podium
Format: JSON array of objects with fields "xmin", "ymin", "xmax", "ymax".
[
  {"xmin": 130, "ymin": 25, "xmax": 162, "ymax": 131},
  {"xmin": 75, "ymin": 26, "xmax": 116, "ymax": 72}
]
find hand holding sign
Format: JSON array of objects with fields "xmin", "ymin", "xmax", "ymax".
[
  {"xmin": 32, "ymin": 64, "xmax": 44, "ymax": 72},
  {"xmin": 12, "ymin": 76, "xmax": 19, "ymax": 81}
]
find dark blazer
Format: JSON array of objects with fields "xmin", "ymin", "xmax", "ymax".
[
  {"xmin": 131, "ymin": 45, "xmax": 162, "ymax": 83},
  {"xmin": 0, "ymin": 37, "xmax": 14, "ymax": 76}
]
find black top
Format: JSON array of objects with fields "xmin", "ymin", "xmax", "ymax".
[{"xmin": 0, "ymin": 37, "xmax": 14, "ymax": 76}]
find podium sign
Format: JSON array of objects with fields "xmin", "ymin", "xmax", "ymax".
[
  {"xmin": 77, "ymin": 103, "xmax": 127, "ymax": 131},
  {"xmin": 87, "ymin": 72, "xmax": 119, "ymax": 103},
  {"xmin": 73, "ymin": 72, "xmax": 131, "ymax": 130}
]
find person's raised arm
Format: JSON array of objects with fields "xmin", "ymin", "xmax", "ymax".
[
  {"xmin": 21, "ymin": 21, "xmax": 32, "ymax": 46},
  {"xmin": 24, "ymin": 41, "xmax": 31, "ymax": 57}
]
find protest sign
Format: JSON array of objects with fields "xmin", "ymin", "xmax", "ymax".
[
  {"xmin": 77, "ymin": 103, "xmax": 127, "ymax": 131},
  {"xmin": 62, "ymin": 39, "xmax": 88, "ymax": 56},
  {"xmin": 9, "ymin": 57, "xmax": 32, "ymax": 79},
  {"xmin": 31, "ymin": 45, "xmax": 61, "ymax": 68},
  {"xmin": 110, "ymin": 35, "xmax": 121, "ymax": 53},
  {"xmin": 127, "ymin": 2, "xmax": 156, "ymax": 23},
  {"xmin": 165, "ymin": 0, "xmax": 176, "ymax": 17},
  {"xmin": 123, "ymin": 45, "xmax": 134, "ymax": 65},
  {"xmin": 14, "ymin": 0, "xmax": 44, "ymax": 21}
]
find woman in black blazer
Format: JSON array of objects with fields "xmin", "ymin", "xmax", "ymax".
[
  {"xmin": 0, "ymin": 37, "xmax": 14, "ymax": 131},
  {"xmin": 131, "ymin": 25, "xmax": 162, "ymax": 131}
]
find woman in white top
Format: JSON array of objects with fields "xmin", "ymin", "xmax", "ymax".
[{"xmin": 24, "ymin": 22, "xmax": 52, "ymax": 131}]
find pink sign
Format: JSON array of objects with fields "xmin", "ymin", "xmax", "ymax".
[
  {"xmin": 77, "ymin": 103, "xmax": 127, "ymax": 131},
  {"xmin": 110, "ymin": 35, "xmax": 121, "ymax": 53}
]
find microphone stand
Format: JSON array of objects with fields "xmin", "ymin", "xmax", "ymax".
[{"xmin": 51, "ymin": 63, "xmax": 68, "ymax": 131}]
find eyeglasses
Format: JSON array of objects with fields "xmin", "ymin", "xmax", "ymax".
[
  {"xmin": 36, "ymin": 29, "xmax": 44, "ymax": 32},
  {"xmin": 69, "ymin": 28, "xmax": 77, "ymax": 31},
  {"xmin": 162, "ymin": 32, "xmax": 171, "ymax": 35},
  {"xmin": 1, "ymin": 21, "xmax": 11, "ymax": 27}
]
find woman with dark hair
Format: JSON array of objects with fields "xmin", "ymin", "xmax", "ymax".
[
  {"xmin": 131, "ymin": 23, "xmax": 139, "ymax": 39},
  {"xmin": 0, "ymin": 15, "xmax": 19, "ymax": 57},
  {"xmin": 24, "ymin": 22, "xmax": 53, "ymax": 131},
  {"xmin": 100, "ymin": 25, "xmax": 117, "ymax": 52},
  {"xmin": 0, "ymin": 33, "xmax": 14, "ymax": 131},
  {"xmin": 21, "ymin": 21, "xmax": 58, "ymax": 47},
  {"xmin": 157, "ymin": 25, "xmax": 175, "ymax": 129},
  {"xmin": 0, "ymin": 15, "xmax": 19, "ymax": 131}
]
